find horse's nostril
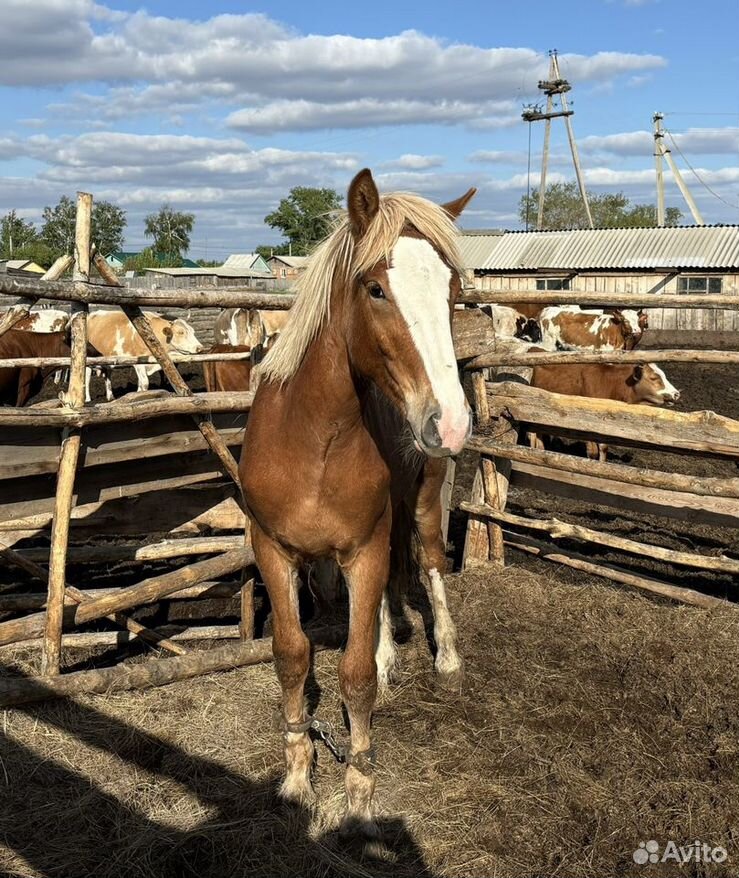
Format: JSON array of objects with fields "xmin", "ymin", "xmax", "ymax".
[{"xmin": 421, "ymin": 410, "xmax": 442, "ymax": 448}]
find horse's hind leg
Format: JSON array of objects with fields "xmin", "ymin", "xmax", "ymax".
[
  {"xmin": 338, "ymin": 506, "xmax": 390, "ymax": 836},
  {"xmin": 415, "ymin": 459, "xmax": 463, "ymax": 688},
  {"xmin": 375, "ymin": 590, "xmax": 397, "ymax": 692},
  {"xmin": 251, "ymin": 522, "xmax": 314, "ymax": 804}
]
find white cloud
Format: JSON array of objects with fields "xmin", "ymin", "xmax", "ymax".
[
  {"xmin": 0, "ymin": 4, "xmax": 667, "ymax": 131},
  {"xmin": 381, "ymin": 154, "xmax": 445, "ymax": 170},
  {"xmin": 582, "ymin": 127, "xmax": 739, "ymax": 158},
  {"xmin": 468, "ymin": 150, "xmax": 528, "ymax": 165}
]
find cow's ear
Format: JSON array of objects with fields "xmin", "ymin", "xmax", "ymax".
[
  {"xmin": 347, "ymin": 168, "xmax": 380, "ymax": 238},
  {"xmin": 633, "ymin": 364, "xmax": 643, "ymax": 381},
  {"xmin": 163, "ymin": 326, "xmax": 173, "ymax": 342},
  {"xmin": 610, "ymin": 309, "xmax": 624, "ymax": 324}
]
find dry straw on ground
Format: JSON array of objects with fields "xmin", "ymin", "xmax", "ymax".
[{"xmin": 1, "ymin": 560, "xmax": 738, "ymax": 877}]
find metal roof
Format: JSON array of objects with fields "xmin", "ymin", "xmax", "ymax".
[
  {"xmin": 269, "ymin": 255, "xmax": 310, "ymax": 268},
  {"xmin": 223, "ymin": 253, "xmax": 263, "ymax": 269},
  {"xmin": 460, "ymin": 225, "xmax": 739, "ymax": 272},
  {"xmin": 145, "ymin": 267, "xmax": 273, "ymax": 279}
]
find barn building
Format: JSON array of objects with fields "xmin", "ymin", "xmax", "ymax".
[{"xmin": 460, "ymin": 225, "xmax": 739, "ymax": 333}]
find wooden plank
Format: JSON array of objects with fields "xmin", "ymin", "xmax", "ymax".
[
  {"xmin": 0, "ymin": 351, "xmax": 251, "ymax": 369},
  {"xmin": 462, "ymin": 503, "xmax": 739, "ymax": 574},
  {"xmin": 505, "ymin": 532, "xmax": 734, "ymax": 610},
  {"xmin": 468, "ymin": 348, "xmax": 739, "ymax": 370},
  {"xmin": 0, "ymin": 390, "xmax": 253, "ymax": 427},
  {"xmin": 467, "ymin": 435, "xmax": 739, "ymax": 499},
  {"xmin": 0, "ymin": 276, "xmax": 295, "ymax": 310},
  {"xmin": 490, "ymin": 382, "xmax": 739, "ymax": 457},
  {"xmin": 17, "ymin": 535, "xmax": 244, "ymax": 564},
  {"xmin": 458, "ymin": 290, "xmax": 739, "ymax": 309},
  {"xmin": 510, "ymin": 461, "xmax": 739, "ymax": 529},
  {"xmin": 452, "ymin": 309, "xmax": 497, "ymax": 360}
]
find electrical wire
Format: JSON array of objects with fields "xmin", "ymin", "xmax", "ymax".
[{"xmin": 665, "ymin": 129, "xmax": 739, "ymax": 210}]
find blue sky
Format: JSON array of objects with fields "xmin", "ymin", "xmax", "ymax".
[{"xmin": 1, "ymin": 0, "xmax": 737, "ymax": 259}]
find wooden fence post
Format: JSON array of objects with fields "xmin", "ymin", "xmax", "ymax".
[{"xmin": 41, "ymin": 196, "xmax": 92, "ymax": 676}]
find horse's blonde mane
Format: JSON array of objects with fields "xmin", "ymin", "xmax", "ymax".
[{"xmin": 258, "ymin": 192, "xmax": 466, "ymax": 384}]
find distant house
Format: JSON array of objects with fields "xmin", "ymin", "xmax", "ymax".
[
  {"xmin": 105, "ymin": 251, "xmax": 200, "ymax": 270},
  {"xmin": 0, "ymin": 259, "xmax": 46, "ymax": 275},
  {"xmin": 267, "ymin": 255, "xmax": 310, "ymax": 281},
  {"xmin": 222, "ymin": 253, "xmax": 271, "ymax": 274}
]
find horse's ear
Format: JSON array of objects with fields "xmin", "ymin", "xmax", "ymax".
[
  {"xmin": 348, "ymin": 168, "xmax": 380, "ymax": 238},
  {"xmin": 441, "ymin": 187, "xmax": 477, "ymax": 220}
]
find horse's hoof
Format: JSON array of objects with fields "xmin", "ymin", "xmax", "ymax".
[
  {"xmin": 339, "ymin": 814, "xmax": 381, "ymax": 841},
  {"xmin": 279, "ymin": 776, "xmax": 316, "ymax": 807},
  {"xmin": 436, "ymin": 658, "xmax": 465, "ymax": 691}
]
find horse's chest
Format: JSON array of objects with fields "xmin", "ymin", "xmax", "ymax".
[{"xmin": 244, "ymin": 437, "xmax": 389, "ymax": 556}]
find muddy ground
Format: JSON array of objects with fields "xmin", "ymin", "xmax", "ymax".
[{"xmin": 1, "ymin": 332, "xmax": 738, "ymax": 876}]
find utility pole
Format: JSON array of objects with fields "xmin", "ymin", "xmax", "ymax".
[
  {"xmin": 522, "ymin": 49, "xmax": 593, "ymax": 229},
  {"xmin": 653, "ymin": 112, "xmax": 666, "ymax": 226},
  {"xmin": 652, "ymin": 111, "xmax": 704, "ymax": 225}
]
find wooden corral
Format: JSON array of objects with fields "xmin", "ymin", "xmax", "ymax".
[
  {"xmin": 0, "ymin": 192, "xmax": 298, "ymax": 705},
  {"xmin": 460, "ymin": 286, "xmax": 739, "ymax": 612}
]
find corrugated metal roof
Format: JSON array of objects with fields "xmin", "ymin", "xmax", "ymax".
[
  {"xmin": 461, "ymin": 225, "xmax": 739, "ymax": 271},
  {"xmin": 223, "ymin": 253, "xmax": 261, "ymax": 269},
  {"xmin": 145, "ymin": 267, "xmax": 273, "ymax": 279},
  {"xmin": 269, "ymin": 255, "xmax": 310, "ymax": 268}
]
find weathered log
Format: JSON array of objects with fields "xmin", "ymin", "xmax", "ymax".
[
  {"xmin": 0, "ymin": 275, "xmax": 295, "ymax": 310},
  {"xmin": 452, "ymin": 308, "xmax": 497, "ymax": 360},
  {"xmin": 467, "ymin": 348, "xmax": 739, "ymax": 370},
  {"xmin": 505, "ymin": 532, "xmax": 734, "ymax": 610},
  {"xmin": 42, "ymin": 195, "xmax": 92, "ymax": 677},
  {"xmin": 458, "ymin": 290, "xmax": 739, "ymax": 309},
  {"xmin": 18, "ymin": 535, "xmax": 244, "ymax": 565},
  {"xmin": 0, "ymin": 580, "xmax": 240, "ymax": 612},
  {"xmin": 463, "ymin": 503, "xmax": 739, "ymax": 575},
  {"xmin": 0, "ymin": 391, "xmax": 253, "ymax": 427},
  {"xmin": 0, "ymin": 549, "xmax": 252, "ymax": 646},
  {"xmin": 0, "ymin": 544, "xmax": 186, "ymax": 655},
  {"xmin": 510, "ymin": 460, "xmax": 739, "ymax": 529},
  {"xmin": 0, "ymin": 626, "xmax": 345, "ymax": 708},
  {"xmin": 74, "ymin": 548, "xmax": 252, "ymax": 625},
  {"xmin": 0, "ymin": 351, "xmax": 251, "ymax": 369},
  {"xmin": 489, "ymin": 381, "xmax": 739, "ymax": 457},
  {"xmin": 5, "ymin": 625, "xmax": 243, "ymax": 650},
  {"xmin": 471, "ymin": 372, "xmax": 490, "ymax": 426}
]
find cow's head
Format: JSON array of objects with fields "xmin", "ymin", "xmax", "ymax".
[
  {"xmin": 163, "ymin": 319, "xmax": 204, "ymax": 354},
  {"xmin": 516, "ymin": 316, "xmax": 542, "ymax": 343},
  {"xmin": 628, "ymin": 363, "xmax": 680, "ymax": 405},
  {"xmin": 609, "ymin": 308, "xmax": 645, "ymax": 350}
]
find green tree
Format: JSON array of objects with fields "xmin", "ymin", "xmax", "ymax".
[
  {"xmin": 144, "ymin": 204, "xmax": 195, "ymax": 258},
  {"xmin": 1, "ymin": 210, "xmax": 38, "ymax": 258},
  {"xmin": 121, "ymin": 248, "xmax": 184, "ymax": 273},
  {"xmin": 255, "ymin": 243, "xmax": 289, "ymax": 261},
  {"xmin": 40, "ymin": 195, "xmax": 127, "ymax": 255},
  {"xmin": 519, "ymin": 182, "xmax": 682, "ymax": 229},
  {"xmin": 264, "ymin": 186, "xmax": 343, "ymax": 256}
]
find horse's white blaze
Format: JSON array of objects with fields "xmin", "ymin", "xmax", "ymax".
[{"xmin": 387, "ymin": 237, "xmax": 468, "ymax": 451}]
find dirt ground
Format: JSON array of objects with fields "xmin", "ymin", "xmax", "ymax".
[
  {"xmin": 2, "ymin": 333, "xmax": 738, "ymax": 876},
  {"xmin": 2, "ymin": 564, "xmax": 739, "ymax": 878}
]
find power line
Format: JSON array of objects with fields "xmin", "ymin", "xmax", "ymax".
[{"xmin": 665, "ymin": 129, "xmax": 739, "ymax": 210}]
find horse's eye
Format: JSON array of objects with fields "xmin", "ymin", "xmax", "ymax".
[{"xmin": 367, "ymin": 282, "xmax": 386, "ymax": 300}]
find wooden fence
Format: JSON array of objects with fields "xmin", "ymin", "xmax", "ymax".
[
  {"xmin": 458, "ymin": 287, "xmax": 739, "ymax": 611},
  {"xmin": 0, "ymin": 192, "xmax": 298, "ymax": 706}
]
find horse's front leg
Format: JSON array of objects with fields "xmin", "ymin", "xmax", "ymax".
[
  {"xmin": 338, "ymin": 505, "xmax": 391, "ymax": 837},
  {"xmin": 251, "ymin": 521, "xmax": 314, "ymax": 803},
  {"xmin": 415, "ymin": 458, "xmax": 464, "ymax": 688}
]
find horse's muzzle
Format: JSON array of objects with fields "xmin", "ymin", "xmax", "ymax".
[{"xmin": 418, "ymin": 406, "xmax": 472, "ymax": 457}]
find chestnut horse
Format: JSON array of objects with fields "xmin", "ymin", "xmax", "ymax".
[{"xmin": 240, "ymin": 169, "xmax": 475, "ymax": 834}]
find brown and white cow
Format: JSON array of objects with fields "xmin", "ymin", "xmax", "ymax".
[
  {"xmin": 0, "ymin": 329, "xmax": 72, "ymax": 406},
  {"xmin": 86, "ymin": 310, "xmax": 203, "ymax": 400},
  {"xmin": 480, "ymin": 304, "xmax": 542, "ymax": 344},
  {"xmin": 528, "ymin": 361, "xmax": 679, "ymax": 461},
  {"xmin": 539, "ymin": 306, "xmax": 647, "ymax": 351},
  {"xmin": 214, "ymin": 308, "xmax": 291, "ymax": 365},
  {"xmin": 0, "ymin": 307, "xmax": 69, "ymax": 333},
  {"xmin": 203, "ymin": 344, "xmax": 251, "ymax": 392}
]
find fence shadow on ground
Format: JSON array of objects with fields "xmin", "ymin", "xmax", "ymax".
[{"xmin": 0, "ymin": 669, "xmax": 440, "ymax": 878}]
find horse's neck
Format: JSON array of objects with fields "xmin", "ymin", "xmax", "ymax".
[{"xmin": 286, "ymin": 315, "xmax": 364, "ymax": 441}]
